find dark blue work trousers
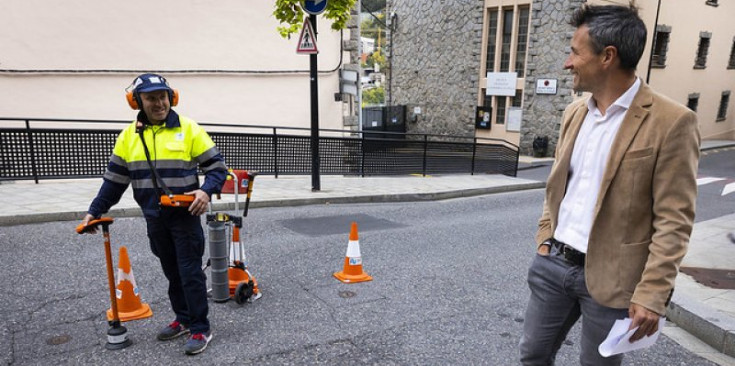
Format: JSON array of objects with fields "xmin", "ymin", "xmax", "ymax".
[{"xmin": 146, "ymin": 208, "xmax": 210, "ymax": 334}]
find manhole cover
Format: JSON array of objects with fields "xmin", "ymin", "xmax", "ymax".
[
  {"xmin": 47, "ymin": 334, "xmax": 72, "ymax": 346},
  {"xmin": 338, "ymin": 290, "xmax": 357, "ymax": 299},
  {"xmin": 680, "ymin": 267, "xmax": 735, "ymax": 289},
  {"xmin": 280, "ymin": 213, "xmax": 406, "ymax": 237}
]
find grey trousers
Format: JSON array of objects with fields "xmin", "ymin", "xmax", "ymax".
[{"xmin": 519, "ymin": 248, "xmax": 628, "ymax": 366}]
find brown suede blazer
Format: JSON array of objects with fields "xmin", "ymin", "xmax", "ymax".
[{"xmin": 535, "ymin": 81, "xmax": 700, "ymax": 315}]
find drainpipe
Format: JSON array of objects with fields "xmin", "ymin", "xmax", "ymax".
[{"xmin": 645, "ymin": 0, "xmax": 662, "ymax": 84}]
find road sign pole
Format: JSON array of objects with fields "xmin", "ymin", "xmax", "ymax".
[{"xmin": 309, "ymin": 14, "xmax": 321, "ymax": 191}]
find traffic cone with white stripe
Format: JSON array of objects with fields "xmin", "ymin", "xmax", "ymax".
[
  {"xmin": 106, "ymin": 246, "xmax": 153, "ymax": 322},
  {"xmin": 333, "ymin": 222, "xmax": 373, "ymax": 283}
]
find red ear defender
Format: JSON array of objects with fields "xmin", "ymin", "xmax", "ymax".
[
  {"xmin": 126, "ymin": 90, "xmax": 177, "ymax": 109},
  {"xmin": 126, "ymin": 91, "xmax": 139, "ymax": 110}
]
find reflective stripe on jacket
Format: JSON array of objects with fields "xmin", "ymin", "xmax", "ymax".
[{"xmin": 88, "ymin": 110, "xmax": 227, "ymax": 218}]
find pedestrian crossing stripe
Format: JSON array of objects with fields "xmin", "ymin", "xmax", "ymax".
[
  {"xmin": 296, "ymin": 19, "xmax": 318, "ymax": 54},
  {"xmin": 697, "ymin": 177, "xmax": 725, "ymax": 185},
  {"xmin": 723, "ymin": 182, "xmax": 735, "ymax": 196},
  {"xmin": 697, "ymin": 176, "xmax": 735, "ymax": 196}
]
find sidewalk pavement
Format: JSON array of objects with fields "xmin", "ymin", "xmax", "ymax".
[{"xmin": 0, "ymin": 139, "xmax": 734, "ymax": 361}]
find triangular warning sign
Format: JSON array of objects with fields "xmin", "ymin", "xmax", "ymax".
[{"xmin": 296, "ymin": 19, "xmax": 318, "ymax": 54}]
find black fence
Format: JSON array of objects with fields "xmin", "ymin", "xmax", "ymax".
[{"xmin": 0, "ymin": 118, "xmax": 519, "ymax": 183}]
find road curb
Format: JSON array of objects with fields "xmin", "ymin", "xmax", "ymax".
[
  {"xmin": 701, "ymin": 143, "xmax": 735, "ymax": 152},
  {"xmin": 516, "ymin": 163, "xmax": 553, "ymax": 171},
  {"xmin": 0, "ymin": 182, "xmax": 546, "ymax": 226},
  {"xmin": 667, "ymin": 292, "xmax": 735, "ymax": 357}
]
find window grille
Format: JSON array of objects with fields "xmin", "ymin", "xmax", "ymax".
[
  {"xmin": 694, "ymin": 32, "xmax": 712, "ymax": 69},
  {"xmin": 485, "ymin": 10, "xmax": 498, "ymax": 73},
  {"xmin": 717, "ymin": 91, "xmax": 730, "ymax": 121},
  {"xmin": 512, "ymin": 90, "xmax": 523, "ymax": 108},
  {"xmin": 514, "ymin": 7, "xmax": 530, "ymax": 77},
  {"xmin": 651, "ymin": 25, "xmax": 671, "ymax": 67},
  {"xmin": 496, "ymin": 97, "xmax": 507, "ymax": 125},
  {"xmin": 499, "ymin": 9, "xmax": 514, "ymax": 72},
  {"xmin": 687, "ymin": 93, "xmax": 700, "ymax": 112}
]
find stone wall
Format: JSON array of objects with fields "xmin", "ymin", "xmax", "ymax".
[
  {"xmin": 387, "ymin": 0, "xmax": 585, "ymax": 153},
  {"xmin": 520, "ymin": 0, "xmax": 583, "ymax": 156},
  {"xmin": 342, "ymin": 4, "xmax": 362, "ymax": 131},
  {"xmin": 387, "ymin": 0, "xmax": 485, "ymax": 136}
]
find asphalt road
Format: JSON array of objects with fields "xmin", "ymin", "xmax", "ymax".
[
  {"xmin": 0, "ymin": 189, "xmax": 718, "ymax": 365},
  {"xmin": 694, "ymin": 146, "xmax": 735, "ymax": 222}
]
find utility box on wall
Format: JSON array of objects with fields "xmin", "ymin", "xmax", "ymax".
[
  {"xmin": 384, "ymin": 106, "xmax": 407, "ymax": 135},
  {"xmin": 362, "ymin": 105, "xmax": 407, "ymax": 139}
]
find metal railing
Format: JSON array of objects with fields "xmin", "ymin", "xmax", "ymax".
[{"xmin": 0, "ymin": 118, "xmax": 519, "ymax": 183}]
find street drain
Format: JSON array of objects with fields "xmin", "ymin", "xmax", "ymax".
[
  {"xmin": 339, "ymin": 290, "xmax": 357, "ymax": 299},
  {"xmin": 680, "ymin": 267, "xmax": 735, "ymax": 289},
  {"xmin": 47, "ymin": 334, "xmax": 71, "ymax": 346}
]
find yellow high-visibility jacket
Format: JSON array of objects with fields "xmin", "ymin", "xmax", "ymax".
[{"xmin": 88, "ymin": 110, "xmax": 227, "ymax": 217}]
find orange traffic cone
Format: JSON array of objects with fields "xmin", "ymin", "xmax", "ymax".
[
  {"xmin": 106, "ymin": 246, "xmax": 153, "ymax": 322},
  {"xmin": 333, "ymin": 222, "xmax": 373, "ymax": 283}
]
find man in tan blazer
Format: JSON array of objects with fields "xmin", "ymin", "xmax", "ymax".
[{"xmin": 519, "ymin": 4, "xmax": 700, "ymax": 366}]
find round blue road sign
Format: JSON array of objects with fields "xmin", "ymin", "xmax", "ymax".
[{"xmin": 302, "ymin": 0, "xmax": 328, "ymax": 15}]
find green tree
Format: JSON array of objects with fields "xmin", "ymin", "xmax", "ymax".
[
  {"xmin": 360, "ymin": 11, "xmax": 387, "ymax": 72},
  {"xmin": 360, "ymin": 12, "xmax": 384, "ymax": 41},
  {"xmin": 362, "ymin": 87, "xmax": 385, "ymax": 106},
  {"xmin": 273, "ymin": 0, "xmax": 357, "ymax": 38},
  {"xmin": 364, "ymin": 49, "xmax": 386, "ymax": 71}
]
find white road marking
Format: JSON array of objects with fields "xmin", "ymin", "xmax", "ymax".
[
  {"xmin": 722, "ymin": 182, "xmax": 735, "ymax": 196},
  {"xmin": 697, "ymin": 177, "xmax": 726, "ymax": 185}
]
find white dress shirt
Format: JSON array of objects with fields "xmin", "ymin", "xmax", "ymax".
[{"xmin": 553, "ymin": 78, "xmax": 641, "ymax": 253}]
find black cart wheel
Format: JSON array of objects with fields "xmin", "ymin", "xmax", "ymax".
[{"xmin": 234, "ymin": 281, "xmax": 254, "ymax": 305}]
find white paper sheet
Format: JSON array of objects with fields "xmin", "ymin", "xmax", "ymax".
[{"xmin": 598, "ymin": 317, "xmax": 666, "ymax": 357}]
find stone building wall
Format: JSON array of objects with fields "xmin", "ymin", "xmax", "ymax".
[
  {"xmin": 387, "ymin": 0, "xmax": 586, "ymax": 155},
  {"xmin": 342, "ymin": 4, "xmax": 362, "ymax": 131},
  {"xmin": 520, "ymin": 0, "xmax": 583, "ymax": 156},
  {"xmin": 387, "ymin": 0, "xmax": 485, "ymax": 137}
]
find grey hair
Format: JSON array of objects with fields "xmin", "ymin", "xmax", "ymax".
[{"xmin": 570, "ymin": 3, "xmax": 647, "ymax": 71}]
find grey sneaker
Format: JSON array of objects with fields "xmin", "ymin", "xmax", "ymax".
[
  {"xmin": 157, "ymin": 321, "xmax": 190, "ymax": 341},
  {"xmin": 184, "ymin": 331, "xmax": 213, "ymax": 355}
]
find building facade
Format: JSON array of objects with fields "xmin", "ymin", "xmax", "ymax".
[
  {"xmin": 647, "ymin": 0, "xmax": 735, "ymax": 141},
  {"xmin": 0, "ymin": 1, "xmax": 359, "ymax": 132},
  {"xmin": 388, "ymin": 0, "xmax": 734, "ymax": 155},
  {"xmin": 387, "ymin": 0, "xmax": 485, "ymax": 136}
]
